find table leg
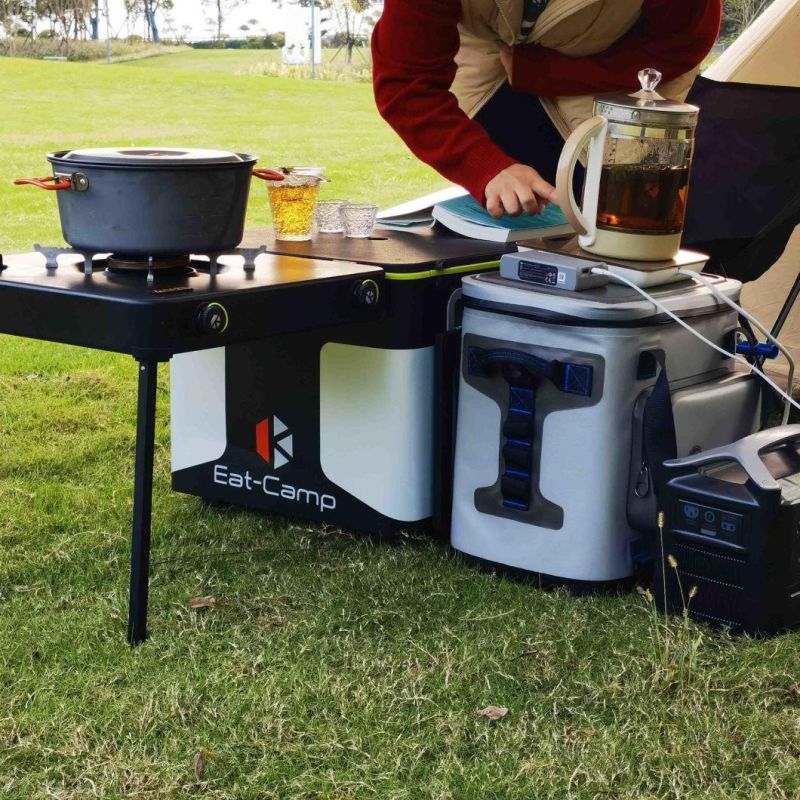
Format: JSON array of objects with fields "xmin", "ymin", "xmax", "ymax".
[{"xmin": 127, "ymin": 359, "xmax": 158, "ymax": 645}]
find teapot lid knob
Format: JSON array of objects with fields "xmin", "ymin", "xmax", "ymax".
[{"xmin": 638, "ymin": 68, "xmax": 662, "ymax": 93}]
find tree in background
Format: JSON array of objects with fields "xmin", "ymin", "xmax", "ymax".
[
  {"xmin": 31, "ymin": 0, "xmax": 94, "ymax": 53},
  {"xmin": 121, "ymin": 0, "xmax": 172, "ymax": 42},
  {"xmin": 144, "ymin": 0, "xmax": 173, "ymax": 42},
  {"xmin": 1, "ymin": 0, "xmax": 181, "ymax": 48},
  {"xmin": 721, "ymin": 0, "xmax": 774, "ymax": 38},
  {"xmin": 201, "ymin": 0, "xmax": 244, "ymax": 43},
  {"xmin": 123, "ymin": 0, "xmax": 142, "ymax": 39},
  {"xmin": 1, "ymin": 0, "xmax": 103, "ymax": 49},
  {"xmin": 162, "ymin": 11, "xmax": 178, "ymax": 39},
  {"xmin": 0, "ymin": 2, "xmax": 36, "ymax": 38},
  {"xmin": 328, "ymin": 0, "xmax": 378, "ymax": 63},
  {"xmin": 289, "ymin": 0, "xmax": 379, "ymax": 63}
]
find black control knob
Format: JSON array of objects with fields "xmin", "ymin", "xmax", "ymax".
[
  {"xmin": 196, "ymin": 302, "xmax": 229, "ymax": 335},
  {"xmin": 353, "ymin": 279, "xmax": 380, "ymax": 308}
]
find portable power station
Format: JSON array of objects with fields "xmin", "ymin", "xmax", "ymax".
[{"xmin": 656, "ymin": 426, "xmax": 800, "ymax": 634}]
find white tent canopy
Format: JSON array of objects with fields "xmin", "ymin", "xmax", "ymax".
[
  {"xmin": 704, "ymin": 0, "xmax": 800, "ymax": 87},
  {"xmin": 706, "ymin": 0, "xmax": 800, "ymax": 377}
]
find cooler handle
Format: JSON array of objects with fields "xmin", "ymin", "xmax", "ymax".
[
  {"xmin": 555, "ymin": 115, "xmax": 607, "ymax": 246},
  {"xmin": 470, "ymin": 347, "xmax": 593, "ymax": 397},
  {"xmin": 446, "ymin": 288, "xmax": 463, "ymax": 332}
]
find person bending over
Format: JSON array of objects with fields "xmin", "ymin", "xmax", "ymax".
[{"xmin": 372, "ymin": 0, "xmax": 721, "ymax": 217}]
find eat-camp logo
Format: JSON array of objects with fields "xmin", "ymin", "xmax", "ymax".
[{"xmin": 255, "ymin": 415, "xmax": 293, "ymax": 469}]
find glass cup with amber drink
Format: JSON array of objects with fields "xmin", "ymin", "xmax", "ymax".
[{"xmin": 254, "ymin": 167, "xmax": 324, "ymax": 241}]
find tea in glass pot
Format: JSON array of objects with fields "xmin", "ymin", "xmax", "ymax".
[{"xmin": 556, "ymin": 68, "xmax": 699, "ymax": 261}]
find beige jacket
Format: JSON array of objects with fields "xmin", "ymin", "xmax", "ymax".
[{"xmin": 452, "ymin": 0, "xmax": 699, "ymax": 138}]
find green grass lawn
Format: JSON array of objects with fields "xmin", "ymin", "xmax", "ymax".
[
  {"xmin": 2, "ymin": 55, "xmax": 800, "ymax": 799},
  {"xmin": 118, "ymin": 47, "xmax": 284, "ymax": 74}
]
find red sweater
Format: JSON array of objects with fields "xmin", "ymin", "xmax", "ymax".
[{"xmin": 372, "ymin": 0, "xmax": 721, "ymax": 202}]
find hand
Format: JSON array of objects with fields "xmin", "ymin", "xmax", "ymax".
[
  {"xmin": 498, "ymin": 43, "xmax": 513, "ymax": 81},
  {"xmin": 484, "ymin": 164, "xmax": 558, "ymax": 218}
]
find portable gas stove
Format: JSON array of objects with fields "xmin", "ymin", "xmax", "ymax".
[{"xmin": 0, "ymin": 245, "xmax": 383, "ymax": 643}]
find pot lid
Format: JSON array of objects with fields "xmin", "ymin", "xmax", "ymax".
[
  {"xmin": 51, "ymin": 147, "xmax": 250, "ymax": 166},
  {"xmin": 595, "ymin": 69, "xmax": 699, "ymax": 128}
]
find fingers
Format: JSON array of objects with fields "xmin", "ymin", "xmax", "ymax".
[
  {"xmin": 505, "ymin": 187, "xmax": 550, "ymax": 216},
  {"xmin": 486, "ymin": 193, "xmax": 505, "ymax": 219},
  {"xmin": 486, "ymin": 187, "xmax": 545, "ymax": 217},
  {"xmin": 532, "ymin": 176, "xmax": 558, "ymax": 205},
  {"xmin": 501, "ymin": 190, "xmax": 522, "ymax": 217},
  {"xmin": 517, "ymin": 185, "xmax": 540, "ymax": 216},
  {"xmin": 484, "ymin": 165, "xmax": 559, "ymax": 218}
]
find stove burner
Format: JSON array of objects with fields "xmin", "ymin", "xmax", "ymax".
[
  {"xmin": 106, "ymin": 254, "xmax": 192, "ymax": 273},
  {"xmin": 102, "ymin": 265, "xmax": 198, "ymax": 288},
  {"xmin": 31, "ymin": 244, "xmax": 270, "ymax": 277}
]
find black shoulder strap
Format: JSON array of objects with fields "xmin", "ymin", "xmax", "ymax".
[{"xmin": 642, "ymin": 355, "xmax": 677, "ymax": 494}]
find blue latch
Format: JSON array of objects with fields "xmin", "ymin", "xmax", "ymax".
[{"xmin": 736, "ymin": 341, "xmax": 780, "ymax": 360}]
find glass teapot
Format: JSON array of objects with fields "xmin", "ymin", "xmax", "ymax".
[{"xmin": 555, "ymin": 68, "xmax": 700, "ymax": 261}]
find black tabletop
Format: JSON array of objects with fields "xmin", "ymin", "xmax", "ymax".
[
  {"xmin": 0, "ymin": 252, "xmax": 381, "ymax": 303},
  {"xmin": 242, "ymin": 226, "xmax": 514, "ymax": 273},
  {"xmin": 0, "ymin": 252, "xmax": 385, "ymax": 359}
]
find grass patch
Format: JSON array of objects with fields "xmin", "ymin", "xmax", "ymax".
[
  {"xmin": 1, "ymin": 56, "xmax": 800, "ymax": 798},
  {"xmin": 120, "ymin": 47, "xmax": 284, "ymax": 74},
  {"xmin": 0, "ymin": 37, "xmax": 188, "ymax": 63}
]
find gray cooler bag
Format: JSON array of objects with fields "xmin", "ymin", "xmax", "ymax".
[{"xmin": 450, "ymin": 273, "xmax": 761, "ymax": 584}]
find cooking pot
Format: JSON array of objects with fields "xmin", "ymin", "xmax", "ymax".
[{"xmin": 14, "ymin": 147, "xmax": 282, "ymax": 258}]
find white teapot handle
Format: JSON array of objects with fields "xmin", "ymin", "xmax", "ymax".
[{"xmin": 555, "ymin": 115, "xmax": 608, "ymax": 246}]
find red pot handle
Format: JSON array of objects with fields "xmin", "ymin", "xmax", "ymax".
[
  {"xmin": 252, "ymin": 168, "xmax": 286, "ymax": 182},
  {"xmin": 14, "ymin": 176, "xmax": 72, "ymax": 191}
]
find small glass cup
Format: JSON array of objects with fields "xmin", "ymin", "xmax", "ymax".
[
  {"xmin": 263, "ymin": 171, "xmax": 322, "ymax": 241},
  {"xmin": 316, "ymin": 200, "xmax": 347, "ymax": 233},
  {"xmin": 342, "ymin": 203, "xmax": 378, "ymax": 239}
]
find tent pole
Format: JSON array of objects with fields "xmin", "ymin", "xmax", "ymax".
[{"xmin": 771, "ymin": 271, "xmax": 800, "ymax": 339}]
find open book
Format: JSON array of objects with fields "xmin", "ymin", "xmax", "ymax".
[
  {"xmin": 377, "ymin": 186, "xmax": 572, "ymax": 242},
  {"xmin": 376, "ymin": 186, "xmax": 466, "ymax": 231}
]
